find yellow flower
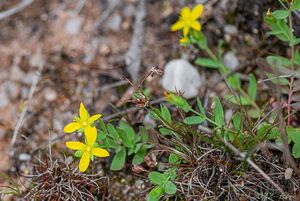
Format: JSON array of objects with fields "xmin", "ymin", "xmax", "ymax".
[
  {"xmin": 64, "ymin": 103, "xmax": 102, "ymax": 134},
  {"xmin": 180, "ymin": 36, "xmax": 190, "ymax": 44},
  {"xmin": 171, "ymin": 4, "xmax": 203, "ymax": 36},
  {"xmin": 66, "ymin": 126, "xmax": 109, "ymax": 172}
]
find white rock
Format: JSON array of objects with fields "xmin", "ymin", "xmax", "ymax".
[
  {"xmin": 107, "ymin": 14, "xmax": 122, "ymax": 31},
  {"xmin": 285, "ymin": 168, "xmax": 293, "ymax": 180},
  {"xmin": 65, "ymin": 14, "xmax": 83, "ymax": 35},
  {"xmin": 0, "ymin": 89, "xmax": 9, "ymax": 108},
  {"xmin": 44, "ymin": 87, "xmax": 57, "ymax": 102},
  {"xmin": 161, "ymin": 59, "xmax": 202, "ymax": 98},
  {"xmin": 223, "ymin": 52, "xmax": 239, "ymax": 71},
  {"xmin": 224, "ymin": 25, "xmax": 238, "ymax": 35},
  {"xmin": 10, "ymin": 65, "xmax": 25, "ymax": 81},
  {"xmin": 19, "ymin": 153, "xmax": 31, "ymax": 161}
]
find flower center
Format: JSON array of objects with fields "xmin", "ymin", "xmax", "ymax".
[
  {"xmin": 85, "ymin": 147, "xmax": 91, "ymax": 152},
  {"xmin": 82, "ymin": 121, "xmax": 88, "ymax": 127}
]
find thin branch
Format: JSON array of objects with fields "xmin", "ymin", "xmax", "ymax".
[
  {"xmin": 0, "ymin": 0, "xmax": 34, "ymax": 20},
  {"xmin": 125, "ymin": 0, "xmax": 147, "ymax": 83},
  {"xmin": 10, "ymin": 55, "xmax": 44, "ymax": 147}
]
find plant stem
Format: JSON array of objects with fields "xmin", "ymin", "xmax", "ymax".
[{"xmin": 287, "ymin": 6, "xmax": 295, "ymax": 125}]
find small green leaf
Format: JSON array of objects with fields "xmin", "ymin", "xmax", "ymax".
[
  {"xmin": 233, "ymin": 112, "xmax": 242, "ymax": 131},
  {"xmin": 163, "ymin": 181, "xmax": 177, "ymax": 195},
  {"xmin": 226, "ymin": 95, "xmax": 251, "ymax": 105},
  {"xmin": 159, "ymin": 127, "xmax": 173, "ymax": 136},
  {"xmin": 266, "ymin": 73, "xmax": 290, "ymax": 85},
  {"xmin": 110, "ymin": 147, "xmax": 126, "ymax": 171},
  {"xmin": 227, "ymin": 74, "xmax": 241, "ymax": 90},
  {"xmin": 149, "ymin": 171, "xmax": 166, "ymax": 185},
  {"xmin": 293, "ymin": 143, "xmax": 300, "ymax": 158},
  {"xmin": 74, "ymin": 150, "xmax": 83, "ymax": 157},
  {"xmin": 147, "ymin": 187, "xmax": 163, "ymax": 201},
  {"xmin": 168, "ymin": 153, "xmax": 181, "ymax": 164},
  {"xmin": 213, "ymin": 97, "xmax": 224, "ymax": 128},
  {"xmin": 195, "ymin": 58, "xmax": 220, "ymax": 69},
  {"xmin": 291, "ymin": 0, "xmax": 300, "ymax": 11},
  {"xmin": 161, "ymin": 105, "xmax": 172, "ymax": 124},
  {"xmin": 184, "ymin": 116, "xmax": 205, "ymax": 125},
  {"xmin": 107, "ymin": 123, "xmax": 119, "ymax": 139},
  {"xmin": 290, "ymin": 38, "xmax": 300, "ymax": 46},
  {"xmin": 119, "ymin": 121, "xmax": 136, "ymax": 148},
  {"xmin": 295, "ymin": 49, "xmax": 300, "ymax": 65},
  {"xmin": 287, "ymin": 126, "xmax": 300, "ymax": 143},
  {"xmin": 272, "ymin": 10, "xmax": 289, "ymax": 20},
  {"xmin": 247, "ymin": 108, "xmax": 260, "ymax": 119},
  {"xmin": 248, "ymin": 74, "xmax": 257, "ymax": 101},
  {"xmin": 196, "ymin": 97, "xmax": 206, "ymax": 115},
  {"xmin": 132, "ymin": 147, "xmax": 147, "ymax": 165},
  {"xmin": 267, "ymin": 56, "xmax": 292, "ymax": 68}
]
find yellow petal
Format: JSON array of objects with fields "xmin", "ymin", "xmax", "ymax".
[
  {"xmin": 180, "ymin": 7, "xmax": 191, "ymax": 19},
  {"xmin": 66, "ymin": 141, "xmax": 85, "ymax": 150},
  {"xmin": 170, "ymin": 20, "xmax": 185, "ymax": 31},
  {"xmin": 92, "ymin": 148, "xmax": 110, "ymax": 157},
  {"xmin": 183, "ymin": 26, "xmax": 190, "ymax": 36},
  {"xmin": 64, "ymin": 122, "xmax": 81, "ymax": 133},
  {"xmin": 79, "ymin": 152, "xmax": 90, "ymax": 172},
  {"xmin": 88, "ymin": 114, "xmax": 102, "ymax": 124},
  {"xmin": 191, "ymin": 21, "xmax": 201, "ymax": 31},
  {"xmin": 79, "ymin": 102, "xmax": 89, "ymax": 121},
  {"xmin": 85, "ymin": 126, "xmax": 97, "ymax": 147},
  {"xmin": 191, "ymin": 4, "xmax": 203, "ymax": 20},
  {"xmin": 180, "ymin": 37, "xmax": 189, "ymax": 44}
]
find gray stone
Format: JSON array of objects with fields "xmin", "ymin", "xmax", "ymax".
[
  {"xmin": 65, "ymin": 14, "xmax": 83, "ymax": 35},
  {"xmin": 19, "ymin": 153, "xmax": 31, "ymax": 161},
  {"xmin": 44, "ymin": 87, "xmax": 57, "ymax": 102},
  {"xmin": 161, "ymin": 59, "xmax": 202, "ymax": 98},
  {"xmin": 0, "ymin": 89, "xmax": 9, "ymax": 108},
  {"xmin": 224, "ymin": 25, "xmax": 238, "ymax": 35},
  {"xmin": 223, "ymin": 52, "xmax": 239, "ymax": 71},
  {"xmin": 107, "ymin": 14, "xmax": 122, "ymax": 32},
  {"xmin": 10, "ymin": 65, "xmax": 25, "ymax": 81}
]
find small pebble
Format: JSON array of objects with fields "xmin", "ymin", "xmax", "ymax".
[
  {"xmin": 285, "ymin": 168, "xmax": 293, "ymax": 180},
  {"xmin": 44, "ymin": 87, "xmax": 57, "ymax": 102},
  {"xmin": 223, "ymin": 52, "xmax": 239, "ymax": 71},
  {"xmin": 19, "ymin": 153, "xmax": 31, "ymax": 161}
]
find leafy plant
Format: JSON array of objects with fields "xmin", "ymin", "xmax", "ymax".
[
  {"xmin": 97, "ymin": 120, "xmax": 152, "ymax": 170},
  {"xmin": 148, "ymin": 168, "xmax": 177, "ymax": 201}
]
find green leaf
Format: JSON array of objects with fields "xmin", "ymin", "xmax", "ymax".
[
  {"xmin": 293, "ymin": 143, "xmax": 300, "ymax": 158},
  {"xmin": 295, "ymin": 49, "xmax": 300, "ymax": 65},
  {"xmin": 226, "ymin": 95, "xmax": 251, "ymax": 105},
  {"xmin": 272, "ymin": 10, "xmax": 289, "ymax": 20},
  {"xmin": 161, "ymin": 105, "xmax": 172, "ymax": 124},
  {"xmin": 132, "ymin": 147, "xmax": 147, "ymax": 165},
  {"xmin": 248, "ymin": 74, "xmax": 257, "ymax": 101},
  {"xmin": 266, "ymin": 73, "xmax": 290, "ymax": 85},
  {"xmin": 163, "ymin": 181, "xmax": 177, "ymax": 195},
  {"xmin": 168, "ymin": 153, "xmax": 181, "ymax": 164},
  {"xmin": 290, "ymin": 38, "xmax": 300, "ymax": 46},
  {"xmin": 195, "ymin": 58, "xmax": 220, "ymax": 69},
  {"xmin": 147, "ymin": 187, "xmax": 163, "ymax": 201},
  {"xmin": 99, "ymin": 120, "xmax": 108, "ymax": 135},
  {"xmin": 184, "ymin": 116, "xmax": 205, "ymax": 125},
  {"xmin": 74, "ymin": 150, "xmax": 83, "ymax": 157},
  {"xmin": 149, "ymin": 171, "xmax": 166, "ymax": 185},
  {"xmin": 247, "ymin": 108, "xmax": 260, "ymax": 119},
  {"xmin": 110, "ymin": 147, "xmax": 126, "ymax": 171},
  {"xmin": 159, "ymin": 127, "xmax": 173, "ymax": 136},
  {"xmin": 190, "ymin": 31, "xmax": 208, "ymax": 49},
  {"xmin": 119, "ymin": 121, "xmax": 136, "ymax": 148},
  {"xmin": 291, "ymin": 0, "xmax": 300, "ymax": 11},
  {"xmin": 233, "ymin": 112, "xmax": 242, "ymax": 131},
  {"xmin": 196, "ymin": 97, "xmax": 206, "ymax": 115},
  {"xmin": 213, "ymin": 97, "xmax": 224, "ymax": 128},
  {"xmin": 107, "ymin": 123, "xmax": 119, "ymax": 139},
  {"xmin": 267, "ymin": 56, "xmax": 292, "ymax": 68},
  {"xmin": 163, "ymin": 168, "xmax": 177, "ymax": 180},
  {"xmin": 227, "ymin": 74, "xmax": 241, "ymax": 90},
  {"xmin": 287, "ymin": 126, "xmax": 300, "ymax": 143}
]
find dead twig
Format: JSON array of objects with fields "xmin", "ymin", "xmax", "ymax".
[
  {"xmin": 0, "ymin": 0, "xmax": 34, "ymax": 20},
  {"xmin": 125, "ymin": 0, "xmax": 147, "ymax": 83},
  {"xmin": 10, "ymin": 54, "xmax": 44, "ymax": 147}
]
